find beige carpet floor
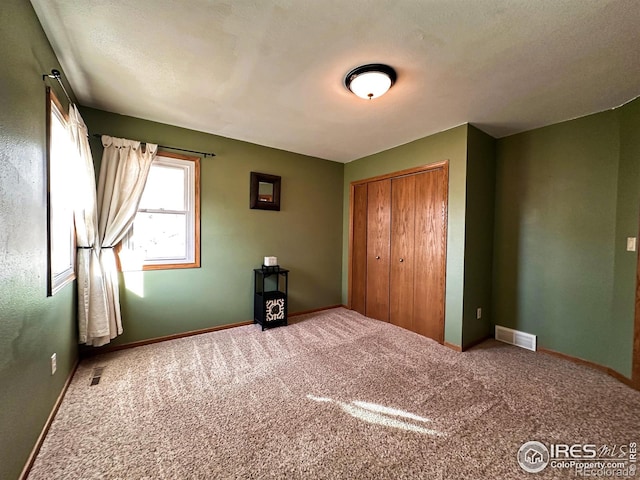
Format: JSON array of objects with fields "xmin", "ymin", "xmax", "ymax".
[{"xmin": 28, "ymin": 308, "xmax": 640, "ymax": 479}]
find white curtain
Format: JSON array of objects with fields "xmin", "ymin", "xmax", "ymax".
[
  {"xmin": 68, "ymin": 105, "xmax": 109, "ymax": 346},
  {"xmin": 95, "ymin": 136, "xmax": 157, "ymax": 346}
]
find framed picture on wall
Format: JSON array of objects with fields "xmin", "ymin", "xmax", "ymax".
[{"xmin": 250, "ymin": 171, "xmax": 281, "ymax": 211}]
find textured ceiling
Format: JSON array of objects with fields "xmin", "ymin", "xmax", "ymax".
[{"xmin": 31, "ymin": 0, "xmax": 640, "ymax": 162}]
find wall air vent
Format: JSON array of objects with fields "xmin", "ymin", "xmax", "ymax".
[{"xmin": 495, "ymin": 325, "xmax": 537, "ymax": 351}]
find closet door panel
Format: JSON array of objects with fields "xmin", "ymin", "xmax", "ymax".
[
  {"xmin": 389, "ymin": 175, "xmax": 415, "ymax": 331},
  {"xmin": 413, "ymin": 168, "xmax": 446, "ymax": 342},
  {"xmin": 351, "ymin": 184, "xmax": 368, "ymax": 315},
  {"xmin": 366, "ymin": 179, "xmax": 391, "ymax": 322}
]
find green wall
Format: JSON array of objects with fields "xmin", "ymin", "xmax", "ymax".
[
  {"xmin": 611, "ymin": 99, "xmax": 640, "ymax": 376},
  {"xmin": 80, "ymin": 108, "xmax": 344, "ymax": 346},
  {"xmin": 463, "ymin": 126, "xmax": 496, "ymax": 348},
  {"xmin": 493, "ymin": 103, "xmax": 639, "ymax": 377},
  {"xmin": 342, "ymin": 125, "xmax": 469, "ymax": 346},
  {"xmin": 0, "ymin": 2, "xmax": 78, "ymax": 479}
]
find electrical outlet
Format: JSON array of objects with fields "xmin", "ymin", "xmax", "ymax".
[
  {"xmin": 51, "ymin": 353, "xmax": 57, "ymax": 375},
  {"xmin": 476, "ymin": 307, "xmax": 482, "ymax": 320},
  {"xmin": 627, "ymin": 237, "xmax": 637, "ymax": 252}
]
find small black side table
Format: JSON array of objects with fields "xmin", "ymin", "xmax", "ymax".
[{"xmin": 253, "ymin": 266, "xmax": 289, "ymax": 330}]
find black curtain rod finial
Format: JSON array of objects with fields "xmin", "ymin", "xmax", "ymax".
[
  {"xmin": 42, "ymin": 68, "xmax": 72, "ymax": 105},
  {"xmin": 42, "ymin": 69, "xmax": 61, "ymax": 80}
]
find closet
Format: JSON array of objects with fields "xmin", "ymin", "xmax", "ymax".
[{"xmin": 348, "ymin": 162, "xmax": 448, "ymax": 343}]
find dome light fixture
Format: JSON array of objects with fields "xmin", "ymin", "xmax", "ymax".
[{"xmin": 345, "ymin": 64, "xmax": 397, "ymax": 100}]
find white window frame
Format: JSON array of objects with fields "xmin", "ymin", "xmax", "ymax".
[
  {"xmin": 46, "ymin": 88, "xmax": 76, "ymax": 295},
  {"xmin": 120, "ymin": 151, "xmax": 200, "ymax": 271}
]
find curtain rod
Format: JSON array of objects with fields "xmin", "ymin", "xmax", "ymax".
[
  {"xmin": 42, "ymin": 69, "xmax": 73, "ymax": 105},
  {"xmin": 40, "ymin": 70, "xmax": 215, "ymax": 157},
  {"xmin": 92, "ymin": 134, "xmax": 215, "ymax": 157}
]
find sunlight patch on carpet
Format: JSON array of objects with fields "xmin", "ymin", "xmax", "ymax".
[
  {"xmin": 352, "ymin": 400, "xmax": 432, "ymax": 423},
  {"xmin": 307, "ymin": 394, "xmax": 443, "ymax": 436}
]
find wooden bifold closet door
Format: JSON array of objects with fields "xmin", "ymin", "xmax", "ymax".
[
  {"xmin": 349, "ymin": 163, "xmax": 448, "ymax": 343},
  {"xmin": 412, "ymin": 168, "xmax": 446, "ymax": 341},
  {"xmin": 389, "ymin": 174, "xmax": 415, "ymax": 331},
  {"xmin": 365, "ymin": 179, "xmax": 391, "ymax": 322}
]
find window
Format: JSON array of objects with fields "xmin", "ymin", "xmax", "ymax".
[
  {"xmin": 120, "ymin": 152, "xmax": 200, "ymax": 270},
  {"xmin": 46, "ymin": 88, "xmax": 76, "ymax": 295}
]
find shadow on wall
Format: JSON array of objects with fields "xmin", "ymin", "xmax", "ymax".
[{"xmin": 493, "ymin": 141, "xmax": 526, "ymax": 335}]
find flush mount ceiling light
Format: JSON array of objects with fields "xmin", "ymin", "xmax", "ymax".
[{"xmin": 345, "ymin": 64, "xmax": 397, "ymax": 100}]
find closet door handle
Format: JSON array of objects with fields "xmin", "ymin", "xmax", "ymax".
[
  {"xmin": 399, "ymin": 258, "xmax": 404, "ymax": 263},
  {"xmin": 375, "ymin": 256, "xmax": 380, "ymax": 260}
]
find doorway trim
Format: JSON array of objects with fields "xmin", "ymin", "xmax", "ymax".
[{"xmin": 633, "ymin": 216, "xmax": 640, "ymax": 389}]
